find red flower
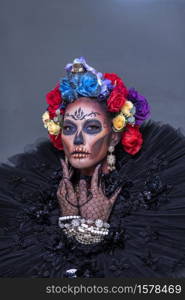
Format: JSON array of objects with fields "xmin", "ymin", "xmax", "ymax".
[
  {"xmin": 104, "ymin": 73, "xmax": 128, "ymax": 97},
  {"xmin": 46, "ymin": 84, "xmax": 62, "ymax": 106},
  {"xmin": 121, "ymin": 125, "xmax": 143, "ymax": 155},
  {"xmin": 49, "ymin": 132, "xmax": 64, "ymax": 150},
  {"xmin": 46, "ymin": 84, "xmax": 64, "ymax": 118},
  {"xmin": 107, "ymin": 90, "xmax": 126, "ymax": 112},
  {"xmin": 104, "ymin": 73, "xmax": 128, "ymax": 113}
]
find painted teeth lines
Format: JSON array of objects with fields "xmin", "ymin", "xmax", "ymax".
[
  {"xmin": 72, "ymin": 147, "xmax": 89, "ymax": 159},
  {"xmin": 72, "ymin": 153, "xmax": 89, "ymax": 158},
  {"xmin": 73, "ymin": 147, "xmax": 89, "ymax": 153}
]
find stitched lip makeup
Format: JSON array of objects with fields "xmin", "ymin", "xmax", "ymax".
[{"xmin": 71, "ymin": 147, "xmax": 90, "ymax": 159}]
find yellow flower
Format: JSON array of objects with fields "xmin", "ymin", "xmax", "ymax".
[
  {"xmin": 42, "ymin": 111, "xmax": 61, "ymax": 135},
  {"xmin": 42, "ymin": 111, "xmax": 50, "ymax": 128},
  {"xmin": 47, "ymin": 120, "xmax": 61, "ymax": 135},
  {"xmin": 121, "ymin": 100, "xmax": 133, "ymax": 117},
  {"xmin": 112, "ymin": 114, "xmax": 126, "ymax": 131}
]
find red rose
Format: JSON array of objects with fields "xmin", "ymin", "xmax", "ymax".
[
  {"xmin": 46, "ymin": 84, "xmax": 62, "ymax": 106},
  {"xmin": 107, "ymin": 89, "xmax": 126, "ymax": 112},
  {"xmin": 121, "ymin": 125, "xmax": 143, "ymax": 155},
  {"xmin": 104, "ymin": 73, "xmax": 128, "ymax": 112},
  {"xmin": 49, "ymin": 132, "xmax": 63, "ymax": 150},
  {"xmin": 46, "ymin": 84, "xmax": 64, "ymax": 119},
  {"xmin": 104, "ymin": 73, "xmax": 128, "ymax": 97}
]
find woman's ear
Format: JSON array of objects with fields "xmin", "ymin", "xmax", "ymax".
[{"xmin": 110, "ymin": 131, "xmax": 122, "ymax": 147}]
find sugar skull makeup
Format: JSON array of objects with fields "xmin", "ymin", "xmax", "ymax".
[{"xmin": 61, "ymin": 97, "xmax": 113, "ymax": 170}]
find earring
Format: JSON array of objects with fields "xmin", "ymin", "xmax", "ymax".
[{"xmin": 107, "ymin": 146, "xmax": 116, "ymax": 171}]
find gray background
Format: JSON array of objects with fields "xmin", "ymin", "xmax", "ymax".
[{"xmin": 1, "ymin": 0, "xmax": 185, "ymax": 162}]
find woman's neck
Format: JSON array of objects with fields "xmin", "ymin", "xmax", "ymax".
[{"xmin": 79, "ymin": 158, "xmax": 110, "ymax": 177}]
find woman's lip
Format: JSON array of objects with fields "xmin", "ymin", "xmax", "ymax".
[
  {"xmin": 71, "ymin": 153, "xmax": 90, "ymax": 159},
  {"xmin": 71, "ymin": 152, "xmax": 90, "ymax": 154},
  {"xmin": 71, "ymin": 147, "xmax": 89, "ymax": 154}
]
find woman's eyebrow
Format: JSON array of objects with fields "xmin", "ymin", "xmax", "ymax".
[
  {"xmin": 63, "ymin": 119, "xmax": 76, "ymax": 125},
  {"xmin": 83, "ymin": 119, "xmax": 102, "ymax": 125},
  {"xmin": 63, "ymin": 118, "xmax": 102, "ymax": 127}
]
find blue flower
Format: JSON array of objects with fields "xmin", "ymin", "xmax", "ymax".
[
  {"xmin": 59, "ymin": 77, "xmax": 77, "ymax": 102},
  {"xmin": 76, "ymin": 72, "xmax": 101, "ymax": 97},
  {"xmin": 59, "ymin": 72, "xmax": 102, "ymax": 102}
]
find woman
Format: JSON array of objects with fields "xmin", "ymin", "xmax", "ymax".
[{"xmin": 0, "ymin": 57, "xmax": 185, "ymax": 278}]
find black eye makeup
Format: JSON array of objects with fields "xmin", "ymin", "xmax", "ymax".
[
  {"xmin": 62, "ymin": 119, "xmax": 102, "ymax": 135},
  {"xmin": 62, "ymin": 121, "xmax": 77, "ymax": 135},
  {"xmin": 83, "ymin": 119, "xmax": 102, "ymax": 134}
]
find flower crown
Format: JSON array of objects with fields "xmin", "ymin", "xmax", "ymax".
[{"xmin": 42, "ymin": 57, "xmax": 150, "ymax": 155}]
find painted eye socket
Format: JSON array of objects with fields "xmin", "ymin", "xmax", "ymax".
[
  {"xmin": 87, "ymin": 125, "xmax": 99, "ymax": 130},
  {"xmin": 63, "ymin": 126, "xmax": 71, "ymax": 131},
  {"xmin": 84, "ymin": 123, "xmax": 102, "ymax": 134},
  {"xmin": 62, "ymin": 125, "xmax": 76, "ymax": 135}
]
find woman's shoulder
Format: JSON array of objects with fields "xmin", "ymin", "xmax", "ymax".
[
  {"xmin": 106, "ymin": 120, "xmax": 185, "ymax": 278},
  {"xmin": 1, "ymin": 138, "xmax": 63, "ymax": 170}
]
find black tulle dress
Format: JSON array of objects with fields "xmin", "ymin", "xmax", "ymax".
[{"xmin": 0, "ymin": 120, "xmax": 185, "ymax": 278}]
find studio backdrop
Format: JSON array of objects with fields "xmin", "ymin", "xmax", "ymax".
[{"xmin": 1, "ymin": 0, "xmax": 185, "ymax": 162}]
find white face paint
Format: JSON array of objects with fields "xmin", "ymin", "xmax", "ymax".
[{"xmin": 61, "ymin": 97, "xmax": 113, "ymax": 170}]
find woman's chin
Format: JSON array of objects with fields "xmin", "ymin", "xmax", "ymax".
[{"xmin": 69, "ymin": 157, "xmax": 94, "ymax": 169}]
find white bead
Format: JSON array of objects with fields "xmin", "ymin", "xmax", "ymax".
[
  {"xmin": 81, "ymin": 224, "xmax": 88, "ymax": 228},
  {"xmin": 86, "ymin": 219, "xmax": 94, "ymax": 224},
  {"xmin": 95, "ymin": 219, "xmax": 103, "ymax": 228},
  {"xmin": 84, "ymin": 234, "xmax": 91, "ymax": 238},
  {"xmin": 58, "ymin": 222, "xmax": 65, "ymax": 228},
  {"xmin": 71, "ymin": 219, "xmax": 80, "ymax": 227},
  {"xmin": 78, "ymin": 227, "xmax": 85, "ymax": 233},
  {"xmin": 59, "ymin": 215, "xmax": 80, "ymax": 222}
]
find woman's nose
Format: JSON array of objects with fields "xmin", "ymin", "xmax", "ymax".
[{"xmin": 73, "ymin": 131, "xmax": 84, "ymax": 145}]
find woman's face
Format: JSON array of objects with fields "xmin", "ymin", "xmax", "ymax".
[{"xmin": 61, "ymin": 97, "xmax": 113, "ymax": 170}]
